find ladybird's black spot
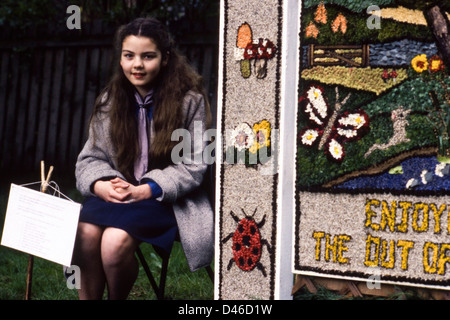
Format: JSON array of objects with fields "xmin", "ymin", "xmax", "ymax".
[
  {"xmin": 238, "ymin": 257, "xmax": 245, "ymax": 267},
  {"xmin": 234, "ymin": 243, "xmax": 241, "ymax": 251},
  {"xmin": 238, "ymin": 224, "xmax": 244, "ymax": 233},
  {"xmin": 247, "ymin": 258, "xmax": 253, "ymax": 266},
  {"xmin": 243, "ymin": 235, "xmax": 251, "ymax": 247},
  {"xmin": 250, "ymin": 226, "xmax": 256, "ymax": 235},
  {"xmin": 252, "ymin": 247, "xmax": 259, "ymax": 256}
]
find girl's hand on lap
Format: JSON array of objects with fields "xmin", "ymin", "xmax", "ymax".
[
  {"xmin": 124, "ymin": 183, "xmax": 152, "ymax": 203},
  {"xmin": 94, "ymin": 179, "xmax": 131, "ymax": 203},
  {"xmin": 95, "ymin": 177, "xmax": 152, "ymax": 203}
]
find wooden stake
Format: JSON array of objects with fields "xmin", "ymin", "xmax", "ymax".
[
  {"xmin": 26, "ymin": 161, "xmax": 54, "ymax": 300},
  {"xmin": 40, "ymin": 160, "xmax": 54, "ymax": 193},
  {"xmin": 25, "ymin": 256, "xmax": 34, "ymax": 300}
]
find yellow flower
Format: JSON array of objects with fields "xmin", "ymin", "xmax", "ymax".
[
  {"xmin": 411, "ymin": 54, "xmax": 428, "ymax": 73},
  {"xmin": 430, "ymin": 60, "xmax": 441, "ymax": 71},
  {"xmin": 249, "ymin": 120, "xmax": 271, "ymax": 154},
  {"xmin": 429, "ymin": 55, "xmax": 445, "ymax": 73}
]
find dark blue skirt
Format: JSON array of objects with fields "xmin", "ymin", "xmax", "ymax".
[{"xmin": 79, "ymin": 197, "xmax": 178, "ymax": 253}]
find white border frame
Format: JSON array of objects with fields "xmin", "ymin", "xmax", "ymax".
[
  {"xmin": 290, "ymin": 2, "xmax": 450, "ymax": 293},
  {"xmin": 214, "ymin": 0, "xmax": 302, "ymax": 300},
  {"xmin": 276, "ymin": 0, "xmax": 301, "ymax": 300},
  {"xmin": 213, "ymin": 0, "xmax": 226, "ymax": 300}
]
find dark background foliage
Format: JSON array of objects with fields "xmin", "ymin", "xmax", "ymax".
[{"xmin": 0, "ymin": 0, "xmax": 220, "ymax": 42}]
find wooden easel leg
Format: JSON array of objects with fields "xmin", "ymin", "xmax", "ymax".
[
  {"xmin": 25, "ymin": 255, "xmax": 34, "ymax": 300},
  {"xmin": 24, "ymin": 161, "xmax": 54, "ymax": 300}
]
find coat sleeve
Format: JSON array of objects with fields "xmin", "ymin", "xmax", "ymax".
[
  {"xmin": 75, "ymin": 112, "xmax": 125, "ymax": 197},
  {"xmin": 142, "ymin": 91, "xmax": 210, "ymax": 203}
]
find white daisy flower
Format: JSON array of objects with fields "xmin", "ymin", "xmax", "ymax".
[
  {"xmin": 229, "ymin": 123, "xmax": 255, "ymax": 151},
  {"xmin": 301, "ymin": 129, "xmax": 319, "ymax": 146},
  {"xmin": 328, "ymin": 139, "xmax": 344, "ymax": 160}
]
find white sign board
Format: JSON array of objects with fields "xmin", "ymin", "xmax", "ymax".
[
  {"xmin": 1, "ymin": 184, "xmax": 80, "ymax": 266},
  {"xmin": 294, "ymin": 191, "xmax": 450, "ymax": 290}
]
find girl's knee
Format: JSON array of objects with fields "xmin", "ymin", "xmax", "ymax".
[
  {"xmin": 77, "ymin": 222, "xmax": 103, "ymax": 240},
  {"xmin": 101, "ymin": 228, "xmax": 138, "ymax": 268},
  {"xmin": 74, "ymin": 222, "xmax": 103, "ymax": 263}
]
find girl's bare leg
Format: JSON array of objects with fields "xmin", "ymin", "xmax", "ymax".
[
  {"xmin": 73, "ymin": 222, "xmax": 106, "ymax": 299},
  {"xmin": 101, "ymin": 227, "xmax": 139, "ymax": 300}
]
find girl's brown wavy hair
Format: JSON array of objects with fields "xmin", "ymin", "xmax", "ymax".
[{"xmin": 91, "ymin": 17, "xmax": 211, "ymax": 181}]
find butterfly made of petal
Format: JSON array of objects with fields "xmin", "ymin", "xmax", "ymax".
[{"xmin": 299, "ymin": 86, "xmax": 370, "ymax": 161}]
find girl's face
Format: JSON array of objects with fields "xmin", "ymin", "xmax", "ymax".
[{"xmin": 120, "ymin": 35, "xmax": 167, "ymax": 97}]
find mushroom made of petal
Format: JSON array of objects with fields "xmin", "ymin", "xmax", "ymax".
[
  {"xmin": 236, "ymin": 23, "xmax": 253, "ymax": 78},
  {"xmin": 253, "ymin": 38, "xmax": 276, "ymax": 79}
]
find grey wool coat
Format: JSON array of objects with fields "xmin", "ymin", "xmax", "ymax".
[{"xmin": 75, "ymin": 90, "xmax": 214, "ymax": 272}]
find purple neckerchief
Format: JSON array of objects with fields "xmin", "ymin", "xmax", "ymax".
[{"xmin": 134, "ymin": 89, "xmax": 154, "ymax": 181}]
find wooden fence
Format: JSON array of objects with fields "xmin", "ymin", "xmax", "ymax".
[
  {"xmin": 307, "ymin": 44, "xmax": 370, "ymax": 68},
  {"xmin": 0, "ymin": 36, "xmax": 218, "ymax": 177}
]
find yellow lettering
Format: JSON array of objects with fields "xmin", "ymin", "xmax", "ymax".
[
  {"xmin": 397, "ymin": 240, "xmax": 414, "ymax": 270},
  {"xmin": 313, "ymin": 232, "xmax": 351, "ymax": 265},
  {"xmin": 430, "ymin": 204, "xmax": 446, "ymax": 234},
  {"xmin": 438, "ymin": 244, "xmax": 450, "ymax": 275},
  {"xmin": 423, "ymin": 242, "xmax": 438, "ymax": 274},
  {"xmin": 325, "ymin": 234, "xmax": 338, "ymax": 262},
  {"xmin": 412, "ymin": 203, "xmax": 429, "ymax": 232},
  {"xmin": 365, "ymin": 199, "xmax": 380, "ymax": 231},
  {"xmin": 447, "ymin": 207, "xmax": 450, "ymax": 236},
  {"xmin": 364, "ymin": 235, "xmax": 380, "ymax": 267},
  {"xmin": 381, "ymin": 201, "xmax": 396, "ymax": 232},
  {"xmin": 313, "ymin": 231, "xmax": 325, "ymax": 261},
  {"xmin": 380, "ymin": 239, "xmax": 395, "ymax": 269},
  {"xmin": 337, "ymin": 235, "xmax": 352, "ymax": 264},
  {"xmin": 396, "ymin": 201, "xmax": 411, "ymax": 233},
  {"xmin": 364, "ymin": 200, "xmax": 447, "ymax": 234}
]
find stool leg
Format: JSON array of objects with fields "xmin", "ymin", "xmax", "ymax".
[
  {"xmin": 135, "ymin": 247, "xmax": 160, "ymax": 297},
  {"xmin": 205, "ymin": 265, "xmax": 214, "ymax": 283},
  {"xmin": 158, "ymin": 253, "xmax": 169, "ymax": 300}
]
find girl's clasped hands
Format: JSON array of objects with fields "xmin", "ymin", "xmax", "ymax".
[{"xmin": 93, "ymin": 177, "xmax": 152, "ymax": 203}]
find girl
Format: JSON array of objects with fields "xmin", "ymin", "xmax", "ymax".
[{"xmin": 74, "ymin": 17, "xmax": 214, "ymax": 300}]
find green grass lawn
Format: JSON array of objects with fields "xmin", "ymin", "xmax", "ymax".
[
  {"xmin": 0, "ymin": 242, "xmax": 214, "ymax": 300},
  {"xmin": 0, "ymin": 180, "xmax": 213, "ymax": 300}
]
